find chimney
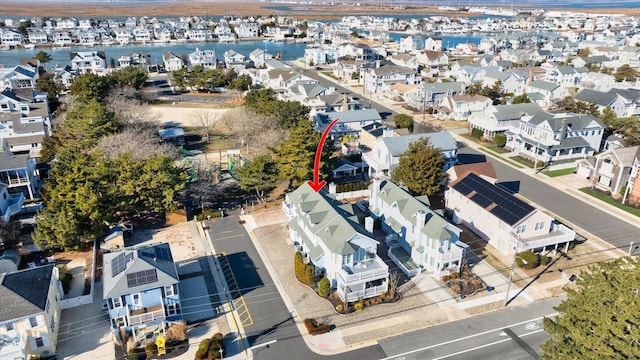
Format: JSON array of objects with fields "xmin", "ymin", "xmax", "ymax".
[
  {"xmin": 371, "ymin": 177, "xmax": 381, "ymax": 207},
  {"xmin": 559, "ymin": 118, "xmax": 568, "ymax": 140},
  {"xmin": 342, "ymin": 93, "xmax": 348, "ymax": 112},
  {"xmin": 382, "ymin": 128, "xmax": 394, "ymax": 138},
  {"xmin": 416, "ymin": 210, "xmax": 427, "ymax": 230},
  {"xmin": 375, "ymin": 60, "xmax": 381, "ymax": 68},
  {"xmin": 328, "ymin": 182, "xmax": 336, "ymax": 195}
]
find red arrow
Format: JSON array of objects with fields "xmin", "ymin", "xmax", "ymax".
[{"xmin": 307, "ymin": 118, "xmax": 339, "ymax": 192}]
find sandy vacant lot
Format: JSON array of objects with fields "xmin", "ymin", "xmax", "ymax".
[{"xmin": 147, "ymin": 104, "xmax": 232, "ymax": 128}]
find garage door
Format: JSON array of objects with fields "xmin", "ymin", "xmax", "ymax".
[{"xmin": 576, "ymin": 163, "xmax": 591, "ymax": 177}]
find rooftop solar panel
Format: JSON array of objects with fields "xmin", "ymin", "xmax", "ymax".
[
  {"xmin": 126, "ymin": 269, "xmax": 158, "ymax": 288},
  {"xmin": 111, "ymin": 252, "xmax": 126, "ymax": 277}
]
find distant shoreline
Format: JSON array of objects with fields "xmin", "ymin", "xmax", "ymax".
[{"xmin": 3, "ymin": 1, "xmax": 640, "ymax": 18}]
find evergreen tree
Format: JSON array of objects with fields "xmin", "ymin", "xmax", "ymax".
[
  {"xmin": 112, "ymin": 66, "xmax": 148, "ymax": 89},
  {"xmin": 601, "ymin": 106, "xmax": 618, "ymax": 127},
  {"xmin": 614, "ymin": 64, "xmax": 637, "ymax": 82},
  {"xmin": 235, "ymin": 154, "xmax": 281, "ymax": 202},
  {"xmin": 58, "ymin": 99, "xmax": 119, "ymax": 150},
  {"xmin": 541, "ymin": 257, "xmax": 640, "ymax": 359},
  {"xmin": 511, "ymin": 94, "xmax": 531, "ymax": 104},
  {"xmin": 274, "ymin": 121, "xmax": 332, "ymax": 188},
  {"xmin": 69, "ymin": 73, "xmax": 113, "ymax": 103},
  {"xmin": 391, "ymin": 137, "xmax": 445, "ymax": 196}
]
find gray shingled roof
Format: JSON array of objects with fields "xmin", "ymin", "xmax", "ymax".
[
  {"xmin": 493, "ymin": 103, "xmax": 543, "ymax": 121},
  {"xmin": 103, "ymin": 243, "xmax": 179, "ymax": 299},
  {"xmin": 529, "ymin": 80, "xmax": 558, "ymax": 92},
  {"xmin": 575, "ymin": 89, "xmax": 616, "ymax": 106},
  {"xmin": 611, "ymin": 146, "xmax": 640, "ymax": 166},
  {"xmin": 316, "ymin": 108, "xmax": 381, "ymax": 125},
  {"xmin": 381, "ymin": 131, "xmax": 456, "ymax": 157},
  {"xmin": 287, "ymin": 183, "xmax": 376, "ymax": 257},
  {"xmin": 528, "ymin": 112, "xmax": 604, "ymax": 131},
  {"xmin": 372, "ymin": 179, "xmax": 458, "ymax": 241},
  {"xmin": 0, "ymin": 153, "xmax": 30, "ymax": 171},
  {"xmin": 0, "ymin": 265, "xmax": 54, "ymax": 322}
]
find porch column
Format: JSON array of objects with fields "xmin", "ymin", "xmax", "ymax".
[{"xmin": 564, "ymin": 241, "xmax": 570, "ymax": 253}]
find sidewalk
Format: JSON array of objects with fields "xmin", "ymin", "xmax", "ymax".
[{"xmin": 235, "ymin": 208, "xmax": 545, "ymax": 356}]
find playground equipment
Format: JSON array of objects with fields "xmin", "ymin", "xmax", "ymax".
[{"xmin": 227, "ymin": 150, "xmax": 249, "ymax": 180}]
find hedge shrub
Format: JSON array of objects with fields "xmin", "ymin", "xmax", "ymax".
[
  {"xmin": 494, "ymin": 133, "xmax": 507, "ymax": 147},
  {"xmin": 471, "ymin": 128, "xmax": 483, "ymax": 138},
  {"xmin": 304, "ymin": 318, "xmax": 332, "ymax": 335},
  {"xmin": 317, "ymin": 277, "xmax": 330, "ymax": 297}
]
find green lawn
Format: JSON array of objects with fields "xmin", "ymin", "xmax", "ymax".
[
  {"xmin": 543, "ymin": 168, "xmax": 576, "ymax": 177},
  {"xmin": 510, "ymin": 156, "xmax": 535, "ymax": 169},
  {"xmin": 477, "ymin": 148, "xmax": 525, "ymax": 169},
  {"xmin": 579, "ymin": 188, "xmax": 640, "ymax": 217},
  {"xmin": 486, "ymin": 145, "xmax": 509, "ymax": 154}
]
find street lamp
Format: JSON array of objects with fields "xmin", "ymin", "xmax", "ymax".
[{"xmin": 504, "ymin": 244, "xmax": 527, "ymax": 307}]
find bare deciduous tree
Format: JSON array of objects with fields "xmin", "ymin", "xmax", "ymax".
[
  {"xmin": 387, "ymin": 271, "xmax": 401, "ymax": 299},
  {"xmin": 185, "ymin": 163, "xmax": 222, "ymax": 212},
  {"xmin": 94, "ymin": 128, "xmax": 178, "ymax": 161},
  {"xmin": 413, "ymin": 120, "xmax": 443, "ymax": 135},
  {"xmin": 105, "ymin": 90, "xmax": 155, "ymax": 132},
  {"xmin": 220, "ymin": 107, "xmax": 281, "ymax": 154},
  {"xmin": 191, "ymin": 110, "xmax": 219, "ymax": 143}
]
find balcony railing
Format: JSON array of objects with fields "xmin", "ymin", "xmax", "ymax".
[
  {"xmin": 339, "ymin": 284, "xmax": 388, "ymax": 302},
  {"xmin": 336, "ymin": 257, "xmax": 389, "ymax": 286},
  {"xmin": 1, "ymin": 192, "xmax": 24, "ymax": 222},
  {"xmin": 128, "ymin": 304, "xmax": 166, "ymax": 326},
  {"xmin": 6, "ymin": 177, "xmax": 29, "ymax": 185}
]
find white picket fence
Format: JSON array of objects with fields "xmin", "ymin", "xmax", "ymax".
[
  {"xmin": 334, "ymin": 189, "xmax": 370, "ymax": 200},
  {"xmin": 61, "ymin": 240, "xmax": 98, "ymax": 309}
]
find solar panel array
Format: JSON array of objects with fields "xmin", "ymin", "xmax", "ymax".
[
  {"xmin": 126, "ymin": 269, "xmax": 158, "ymax": 288},
  {"xmin": 111, "ymin": 252, "xmax": 126, "ymax": 277},
  {"xmin": 154, "ymin": 246, "xmax": 171, "ymax": 261},
  {"xmin": 452, "ymin": 173, "xmax": 535, "ymax": 226}
]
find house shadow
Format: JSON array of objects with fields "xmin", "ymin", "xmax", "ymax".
[
  {"xmin": 457, "ymin": 153, "xmax": 487, "ymax": 164},
  {"xmin": 496, "ymin": 181, "xmax": 520, "ymax": 194},
  {"xmin": 224, "ymin": 251, "xmax": 264, "ymax": 299}
]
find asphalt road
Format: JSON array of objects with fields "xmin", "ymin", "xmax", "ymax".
[
  {"xmin": 205, "ymin": 216, "xmax": 386, "ymax": 360},
  {"xmin": 457, "ymin": 143, "xmax": 639, "ymax": 253},
  {"xmin": 286, "ymin": 62, "xmax": 398, "ymax": 121},
  {"xmin": 378, "ymin": 296, "xmax": 564, "ymax": 360}
]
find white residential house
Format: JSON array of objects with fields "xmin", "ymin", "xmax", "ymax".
[
  {"xmin": 186, "ymin": 29, "xmax": 212, "ymax": 42},
  {"xmin": 234, "ymin": 23, "xmax": 259, "ymax": 38},
  {"xmin": 468, "ymin": 103, "xmax": 543, "ymax": 140},
  {"xmin": 574, "ymin": 88, "xmax": 640, "ymax": 118},
  {"xmin": 249, "ymin": 48, "xmax": 272, "ymax": 68},
  {"xmin": 27, "ymin": 30, "xmax": 48, "ymax": 45},
  {"xmin": 282, "ymin": 183, "xmax": 389, "ymax": 302},
  {"xmin": 133, "ymin": 27, "xmax": 151, "ymax": 43},
  {"xmin": 103, "ymin": 243, "xmax": 182, "ymax": 334},
  {"xmin": 0, "ymin": 265, "xmax": 63, "ymax": 360},
  {"xmin": 542, "ymin": 63, "xmax": 582, "ymax": 87},
  {"xmin": 0, "ymin": 89, "xmax": 51, "ymax": 156},
  {"xmin": 446, "ymin": 172, "xmax": 576, "ymax": 256},
  {"xmin": 52, "ymin": 31, "xmax": 73, "ymax": 47},
  {"xmin": 424, "ymin": 36, "xmax": 443, "ymax": 52},
  {"xmin": 114, "ymin": 28, "xmax": 133, "ymax": 45},
  {"xmin": 370, "ymin": 178, "xmax": 467, "ymax": 278},
  {"xmin": 154, "ymin": 27, "xmax": 172, "ymax": 43},
  {"xmin": 1, "ymin": 30, "xmax": 22, "ymax": 47},
  {"xmin": 214, "ymin": 25, "xmax": 235, "ymax": 42},
  {"xmin": 0, "ymin": 66, "xmax": 38, "ymax": 90},
  {"xmin": 0, "ymin": 153, "xmax": 40, "ymax": 200},
  {"xmin": 408, "ymin": 82, "xmax": 465, "ymax": 111},
  {"xmin": 360, "ymin": 62, "xmax": 419, "ymax": 95},
  {"xmin": 576, "ymin": 146, "xmax": 640, "ymax": 195},
  {"xmin": 415, "ymin": 50, "xmax": 448, "ymax": 78},
  {"xmin": 388, "ymin": 54, "xmax": 419, "ymax": 72},
  {"xmin": 312, "ymin": 108, "xmax": 382, "ymax": 138},
  {"xmin": 163, "ymin": 52, "xmax": 185, "ymax": 72},
  {"xmin": 337, "ymin": 43, "xmax": 373, "ymax": 62},
  {"xmin": 223, "ymin": 50, "xmax": 246, "ymax": 72},
  {"xmin": 398, "ymin": 35, "xmax": 425, "ymax": 53},
  {"xmin": 526, "ymin": 80, "xmax": 568, "ymax": 102},
  {"xmin": 188, "ymin": 48, "xmax": 217, "ymax": 69},
  {"xmin": 504, "ymin": 111, "xmax": 606, "ymax": 164},
  {"xmin": 436, "ymin": 94, "xmax": 492, "ymax": 121},
  {"xmin": 333, "ymin": 60, "xmax": 363, "ymax": 81},
  {"xmin": 363, "ymin": 131, "xmax": 458, "ymax": 177},
  {"xmin": 70, "ymin": 51, "xmax": 107, "ymax": 75},
  {"xmin": 579, "ymin": 72, "xmax": 617, "ymax": 92}
]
